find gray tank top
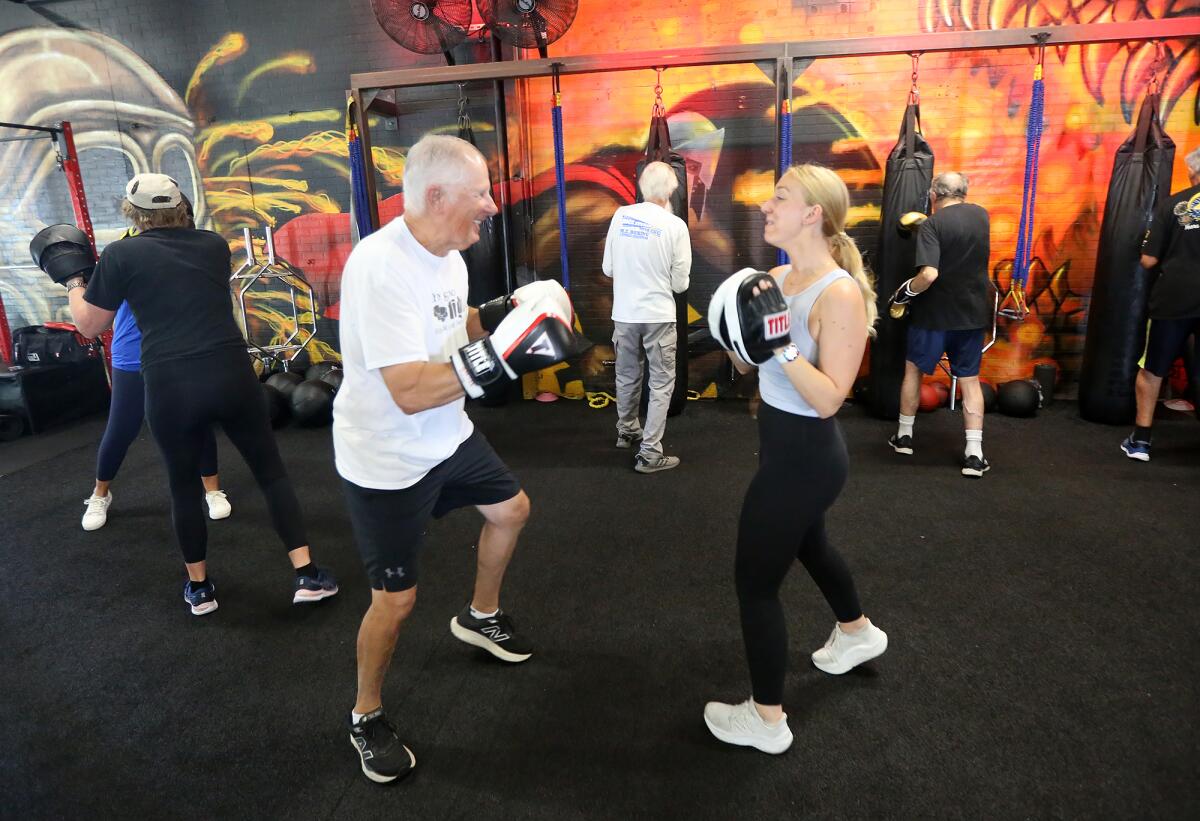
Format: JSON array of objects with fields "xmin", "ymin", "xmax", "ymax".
[{"xmin": 758, "ymin": 267, "xmax": 852, "ymax": 417}]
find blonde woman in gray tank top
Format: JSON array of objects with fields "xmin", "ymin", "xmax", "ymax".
[{"xmin": 703, "ymin": 165, "xmax": 889, "ymax": 755}]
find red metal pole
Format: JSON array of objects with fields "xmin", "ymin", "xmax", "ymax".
[
  {"xmin": 58, "ymin": 121, "xmax": 112, "ymax": 375},
  {"xmin": 0, "ymin": 289, "xmax": 13, "ymax": 365},
  {"xmin": 59, "ymin": 122, "xmax": 97, "ymax": 254}
]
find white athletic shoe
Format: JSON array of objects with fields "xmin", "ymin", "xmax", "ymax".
[
  {"xmin": 81, "ymin": 492, "xmax": 113, "ymax": 531},
  {"xmin": 811, "ymin": 620, "xmax": 888, "ymax": 675},
  {"xmin": 703, "ymin": 699, "xmax": 793, "ymax": 754},
  {"xmin": 205, "ymin": 490, "xmax": 232, "ymax": 520}
]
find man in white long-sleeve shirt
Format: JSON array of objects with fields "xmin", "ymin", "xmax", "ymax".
[{"xmin": 602, "ymin": 161, "xmax": 692, "ymax": 473}]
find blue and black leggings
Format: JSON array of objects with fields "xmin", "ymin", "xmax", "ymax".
[{"xmin": 97, "ymin": 366, "xmax": 217, "ymax": 482}]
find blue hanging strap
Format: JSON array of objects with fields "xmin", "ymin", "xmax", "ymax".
[
  {"xmin": 777, "ymin": 98, "xmax": 792, "ymax": 267},
  {"xmin": 346, "ymin": 100, "xmax": 374, "ymax": 241},
  {"xmin": 1002, "ymin": 36, "xmax": 1048, "ymax": 320},
  {"xmin": 551, "ymin": 65, "xmax": 570, "ymax": 290}
]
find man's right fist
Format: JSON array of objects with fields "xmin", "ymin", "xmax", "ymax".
[
  {"xmin": 899, "ymin": 211, "xmax": 927, "ymax": 231},
  {"xmin": 452, "ymin": 297, "xmax": 575, "ymax": 399},
  {"xmin": 478, "ymin": 279, "xmax": 574, "ymax": 333},
  {"xmin": 888, "ymin": 278, "xmax": 919, "ymax": 320}
]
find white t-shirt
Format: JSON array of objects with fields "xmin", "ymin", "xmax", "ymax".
[
  {"xmin": 333, "ymin": 216, "xmax": 474, "ymax": 489},
  {"xmin": 602, "ymin": 201, "xmax": 691, "ymax": 323}
]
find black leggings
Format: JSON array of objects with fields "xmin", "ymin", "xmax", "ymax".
[
  {"xmin": 96, "ymin": 366, "xmax": 217, "ymax": 482},
  {"xmin": 735, "ymin": 403, "xmax": 863, "ymax": 705},
  {"xmin": 143, "ymin": 348, "xmax": 307, "ymax": 564}
]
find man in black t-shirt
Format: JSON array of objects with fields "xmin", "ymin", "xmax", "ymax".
[
  {"xmin": 1121, "ymin": 146, "xmax": 1200, "ymax": 462},
  {"xmin": 53, "ymin": 172, "xmax": 338, "ymax": 615},
  {"xmin": 887, "ymin": 171, "xmax": 994, "ymax": 478}
]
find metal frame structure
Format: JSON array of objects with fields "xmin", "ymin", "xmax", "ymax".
[
  {"xmin": 350, "ymin": 18, "xmax": 1200, "ymax": 231},
  {"xmin": 229, "ymin": 227, "xmax": 318, "ymax": 372}
]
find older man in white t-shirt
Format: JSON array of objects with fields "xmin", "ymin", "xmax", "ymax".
[
  {"xmin": 602, "ymin": 161, "xmax": 692, "ymax": 472},
  {"xmin": 335, "ymin": 134, "xmax": 575, "ymax": 785}
]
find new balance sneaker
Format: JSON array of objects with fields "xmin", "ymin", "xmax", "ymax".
[
  {"xmin": 703, "ymin": 699, "xmax": 793, "ymax": 754},
  {"xmin": 293, "ymin": 567, "xmax": 339, "ymax": 604},
  {"xmin": 183, "ymin": 578, "xmax": 218, "ymax": 616},
  {"xmin": 615, "ymin": 431, "xmax": 642, "ymax": 449},
  {"xmin": 961, "ymin": 454, "xmax": 991, "ymax": 478},
  {"xmin": 450, "ymin": 606, "xmax": 533, "ymax": 663},
  {"xmin": 348, "ymin": 709, "xmax": 416, "ymax": 785},
  {"xmin": 888, "ymin": 434, "xmax": 913, "ymax": 455},
  {"xmin": 634, "ymin": 454, "xmax": 680, "ymax": 473},
  {"xmin": 81, "ymin": 491, "xmax": 112, "ymax": 531},
  {"xmin": 205, "ymin": 490, "xmax": 232, "ymax": 520},
  {"xmin": 811, "ymin": 620, "xmax": 888, "ymax": 675},
  {"xmin": 1120, "ymin": 435, "xmax": 1150, "ymax": 462}
]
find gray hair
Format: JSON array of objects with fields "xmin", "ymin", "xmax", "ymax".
[
  {"xmin": 932, "ymin": 171, "xmax": 969, "ymax": 199},
  {"xmin": 403, "ymin": 134, "xmax": 484, "ymax": 216},
  {"xmin": 1186, "ymin": 146, "xmax": 1200, "ymax": 177},
  {"xmin": 638, "ymin": 161, "xmax": 679, "ymax": 204}
]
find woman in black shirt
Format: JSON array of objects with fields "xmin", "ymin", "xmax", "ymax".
[{"xmin": 60, "ymin": 173, "xmax": 338, "ymax": 616}]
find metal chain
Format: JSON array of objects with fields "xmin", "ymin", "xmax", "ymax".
[
  {"xmin": 457, "ymin": 83, "xmax": 470, "ymax": 131},
  {"xmin": 909, "ymin": 52, "xmax": 920, "ymax": 104},
  {"xmin": 653, "ymin": 66, "xmax": 666, "ymax": 118}
]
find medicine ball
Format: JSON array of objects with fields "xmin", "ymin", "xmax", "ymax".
[
  {"xmin": 979, "ymin": 381, "xmax": 998, "ymax": 413},
  {"xmin": 997, "ymin": 379, "xmax": 1039, "ymax": 417},
  {"xmin": 290, "ymin": 379, "xmax": 335, "ymax": 427},
  {"xmin": 931, "ymin": 381, "xmax": 950, "ymax": 406},
  {"xmin": 306, "ymin": 361, "xmax": 339, "ymax": 382},
  {"xmin": 319, "ymin": 367, "xmax": 343, "ymax": 392},
  {"xmin": 918, "ymin": 383, "xmax": 940, "ymax": 412},
  {"xmin": 266, "ymin": 371, "xmax": 304, "ymax": 398},
  {"xmin": 263, "ymin": 383, "xmax": 290, "ymax": 428}
]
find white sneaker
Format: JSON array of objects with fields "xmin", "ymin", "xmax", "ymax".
[
  {"xmin": 205, "ymin": 490, "xmax": 231, "ymax": 520},
  {"xmin": 81, "ymin": 492, "xmax": 112, "ymax": 531},
  {"xmin": 811, "ymin": 620, "xmax": 888, "ymax": 675},
  {"xmin": 703, "ymin": 699, "xmax": 793, "ymax": 754}
]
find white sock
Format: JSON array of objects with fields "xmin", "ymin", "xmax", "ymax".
[
  {"xmin": 897, "ymin": 413, "xmax": 915, "ymax": 439},
  {"xmin": 351, "ymin": 710, "xmax": 370, "ymax": 725},
  {"xmin": 965, "ymin": 429, "xmax": 983, "ymax": 459},
  {"xmin": 470, "ymin": 606, "xmax": 498, "ymax": 619}
]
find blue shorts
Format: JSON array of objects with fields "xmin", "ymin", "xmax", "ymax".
[
  {"xmin": 1143, "ymin": 317, "xmax": 1200, "ymax": 377},
  {"xmin": 906, "ymin": 327, "xmax": 985, "ymax": 377}
]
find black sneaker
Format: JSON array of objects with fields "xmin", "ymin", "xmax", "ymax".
[
  {"xmin": 183, "ymin": 579, "xmax": 218, "ymax": 616},
  {"xmin": 888, "ymin": 434, "xmax": 913, "ymax": 455},
  {"xmin": 961, "ymin": 454, "xmax": 991, "ymax": 478},
  {"xmin": 348, "ymin": 709, "xmax": 416, "ymax": 785},
  {"xmin": 450, "ymin": 606, "xmax": 533, "ymax": 662}
]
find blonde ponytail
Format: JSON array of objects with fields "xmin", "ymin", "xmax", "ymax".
[
  {"xmin": 780, "ymin": 164, "xmax": 880, "ymax": 339},
  {"xmin": 829, "ymin": 231, "xmax": 878, "ymax": 338}
]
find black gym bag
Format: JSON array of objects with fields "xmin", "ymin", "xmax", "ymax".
[{"xmin": 12, "ymin": 322, "xmax": 104, "ymax": 368}]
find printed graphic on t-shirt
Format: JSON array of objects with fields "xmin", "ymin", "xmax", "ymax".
[
  {"xmin": 1172, "ymin": 193, "xmax": 1200, "ymax": 230},
  {"xmin": 618, "ymin": 215, "xmax": 663, "ymax": 240},
  {"xmin": 431, "ymin": 290, "xmax": 466, "ymax": 324}
]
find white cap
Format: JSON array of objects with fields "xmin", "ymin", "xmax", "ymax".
[{"xmin": 125, "ymin": 173, "xmax": 182, "ymax": 209}]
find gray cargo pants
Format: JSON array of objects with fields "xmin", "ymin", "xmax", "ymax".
[{"xmin": 612, "ymin": 320, "xmax": 677, "ymax": 459}]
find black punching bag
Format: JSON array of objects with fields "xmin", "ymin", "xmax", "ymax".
[
  {"xmin": 868, "ymin": 104, "xmax": 934, "ymax": 419},
  {"xmin": 635, "ymin": 114, "xmax": 690, "ymax": 417},
  {"xmin": 459, "ymin": 120, "xmax": 506, "ymax": 307},
  {"xmin": 1078, "ymin": 93, "xmax": 1175, "ymax": 424}
]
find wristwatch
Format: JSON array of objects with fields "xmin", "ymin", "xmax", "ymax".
[{"xmin": 775, "ymin": 343, "xmax": 800, "ymax": 364}]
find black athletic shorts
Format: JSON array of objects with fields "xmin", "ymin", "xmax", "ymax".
[
  {"xmin": 1143, "ymin": 316, "xmax": 1200, "ymax": 377},
  {"xmin": 340, "ymin": 430, "xmax": 521, "ymax": 592}
]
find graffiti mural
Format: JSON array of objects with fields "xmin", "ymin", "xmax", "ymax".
[{"xmin": 0, "ymin": 0, "xmax": 1196, "ymax": 394}]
